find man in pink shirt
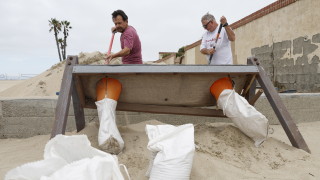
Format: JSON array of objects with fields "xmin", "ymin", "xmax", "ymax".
[
  {"xmin": 106, "ymin": 10, "xmax": 142, "ymax": 64},
  {"xmin": 96, "ymin": 10, "xmax": 143, "ymax": 154}
]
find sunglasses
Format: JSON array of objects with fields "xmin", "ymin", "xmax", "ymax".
[{"xmin": 203, "ymin": 21, "xmax": 212, "ymax": 29}]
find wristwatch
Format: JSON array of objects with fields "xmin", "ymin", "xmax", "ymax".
[{"xmin": 223, "ymin": 22, "xmax": 229, "ymax": 27}]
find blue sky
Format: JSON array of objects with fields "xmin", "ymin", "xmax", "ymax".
[{"xmin": 0, "ymin": 0, "xmax": 276, "ymax": 75}]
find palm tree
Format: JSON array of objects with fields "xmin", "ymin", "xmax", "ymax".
[
  {"xmin": 49, "ymin": 18, "xmax": 62, "ymax": 62},
  {"xmin": 60, "ymin": 21, "xmax": 72, "ymax": 60},
  {"xmin": 58, "ymin": 38, "xmax": 65, "ymax": 60}
]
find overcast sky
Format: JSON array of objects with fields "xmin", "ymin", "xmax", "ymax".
[{"xmin": 0, "ymin": 0, "xmax": 276, "ymax": 75}]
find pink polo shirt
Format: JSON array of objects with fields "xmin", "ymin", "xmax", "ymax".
[{"xmin": 120, "ymin": 26, "xmax": 142, "ymax": 64}]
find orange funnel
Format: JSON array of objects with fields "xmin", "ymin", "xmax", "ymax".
[
  {"xmin": 96, "ymin": 78, "xmax": 122, "ymax": 101},
  {"xmin": 210, "ymin": 77, "xmax": 233, "ymax": 100}
]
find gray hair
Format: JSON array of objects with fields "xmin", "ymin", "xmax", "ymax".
[{"xmin": 201, "ymin": 13, "xmax": 215, "ymax": 22}]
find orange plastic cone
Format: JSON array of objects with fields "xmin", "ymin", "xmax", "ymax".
[
  {"xmin": 210, "ymin": 77, "xmax": 233, "ymax": 100},
  {"xmin": 96, "ymin": 77, "xmax": 122, "ymax": 101}
]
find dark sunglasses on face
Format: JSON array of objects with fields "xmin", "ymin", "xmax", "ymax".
[{"xmin": 203, "ymin": 21, "xmax": 212, "ymax": 29}]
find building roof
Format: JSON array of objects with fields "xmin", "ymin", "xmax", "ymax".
[
  {"xmin": 159, "ymin": 52, "xmax": 176, "ymax": 54},
  {"xmin": 154, "ymin": 53, "xmax": 176, "ymax": 63},
  {"xmin": 230, "ymin": 0, "xmax": 297, "ymax": 29},
  {"xmin": 184, "ymin": 40, "xmax": 202, "ymax": 51}
]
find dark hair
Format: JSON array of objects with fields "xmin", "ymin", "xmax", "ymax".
[{"xmin": 112, "ymin": 10, "xmax": 128, "ymax": 21}]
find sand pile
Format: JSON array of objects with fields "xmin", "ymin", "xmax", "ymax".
[
  {"xmin": 1, "ymin": 120, "xmax": 320, "ymax": 179},
  {"xmin": 0, "ymin": 51, "xmax": 121, "ymax": 98}
]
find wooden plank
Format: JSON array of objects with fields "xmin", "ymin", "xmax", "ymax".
[
  {"xmin": 248, "ymin": 57, "xmax": 310, "ymax": 153},
  {"xmin": 78, "ymin": 74, "xmax": 248, "ymax": 107},
  {"xmin": 71, "ymin": 57, "xmax": 85, "ymax": 132},
  {"xmin": 72, "ymin": 79, "xmax": 85, "ymax": 132},
  {"xmin": 242, "ymin": 74, "xmax": 256, "ymax": 96},
  {"xmin": 245, "ymin": 59, "xmax": 257, "ymax": 102},
  {"xmin": 117, "ymin": 103, "xmax": 227, "ymax": 117},
  {"xmin": 82, "ymin": 101, "xmax": 226, "ymax": 117},
  {"xmin": 74, "ymin": 75, "xmax": 86, "ymax": 107},
  {"xmin": 73, "ymin": 65, "xmax": 258, "ymax": 108},
  {"xmin": 246, "ymin": 77, "xmax": 257, "ymax": 103},
  {"xmin": 73, "ymin": 64, "xmax": 259, "ymax": 74},
  {"xmin": 249, "ymin": 89, "xmax": 264, "ymax": 105},
  {"xmin": 51, "ymin": 56, "xmax": 76, "ymax": 138}
]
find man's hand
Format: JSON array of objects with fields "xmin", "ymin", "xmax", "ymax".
[
  {"xmin": 105, "ymin": 54, "xmax": 113, "ymax": 64},
  {"xmin": 220, "ymin": 16, "xmax": 228, "ymax": 26},
  {"xmin": 200, "ymin": 48, "xmax": 216, "ymax": 55},
  {"xmin": 208, "ymin": 48, "xmax": 216, "ymax": 55},
  {"xmin": 220, "ymin": 16, "xmax": 235, "ymax": 41},
  {"xmin": 111, "ymin": 27, "xmax": 117, "ymax": 33}
]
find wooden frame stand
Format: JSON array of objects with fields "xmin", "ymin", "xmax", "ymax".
[{"xmin": 51, "ymin": 55, "xmax": 310, "ymax": 153}]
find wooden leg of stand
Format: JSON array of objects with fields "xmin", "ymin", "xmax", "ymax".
[
  {"xmin": 51, "ymin": 56, "xmax": 77, "ymax": 138},
  {"xmin": 248, "ymin": 57, "xmax": 310, "ymax": 153}
]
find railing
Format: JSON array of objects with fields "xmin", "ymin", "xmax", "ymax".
[{"xmin": 0, "ymin": 73, "xmax": 37, "ymax": 80}]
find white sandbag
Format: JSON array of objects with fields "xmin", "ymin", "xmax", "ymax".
[
  {"xmin": 44, "ymin": 134, "xmax": 107, "ymax": 162},
  {"xmin": 4, "ymin": 158, "xmax": 67, "ymax": 180},
  {"xmin": 5, "ymin": 135, "xmax": 126, "ymax": 180},
  {"xmin": 95, "ymin": 98, "xmax": 124, "ymax": 154},
  {"xmin": 40, "ymin": 156, "xmax": 122, "ymax": 180},
  {"xmin": 217, "ymin": 89, "xmax": 269, "ymax": 147},
  {"xmin": 145, "ymin": 124, "xmax": 195, "ymax": 180}
]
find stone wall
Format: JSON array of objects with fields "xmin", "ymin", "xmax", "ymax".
[
  {"xmin": 1, "ymin": 94, "xmax": 320, "ymax": 138},
  {"xmin": 231, "ymin": 0, "xmax": 320, "ymax": 92},
  {"xmin": 251, "ymin": 33, "xmax": 320, "ymax": 92}
]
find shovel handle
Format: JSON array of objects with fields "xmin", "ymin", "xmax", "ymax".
[
  {"xmin": 107, "ymin": 33, "xmax": 115, "ymax": 55},
  {"xmin": 105, "ymin": 32, "xmax": 116, "ymax": 64},
  {"xmin": 209, "ymin": 24, "xmax": 223, "ymax": 63}
]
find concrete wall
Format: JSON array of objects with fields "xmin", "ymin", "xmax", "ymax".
[
  {"xmin": 1, "ymin": 94, "xmax": 320, "ymax": 138},
  {"xmin": 160, "ymin": 55, "xmax": 175, "ymax": 64},
  {"xmin": 184, "ymin": 46, "xmax": 207, "ymax": 65},
  {"xmin": 184, "ymin": 48, "xmax": 195, "ymax": 64},
  {"xmin": 251, "ymin": 35, "xmax": 320, "ymax": 92},
  {"xmin": 158, "ymin": 45, "xmax": 207, "ymax": 65},
  {"xmin": 155, "ymin": 54, "xmax": 176, "ymax": 64},
  {"xmin": 233, "ymin": 0, "xmax": 320, "ymax": 92}
]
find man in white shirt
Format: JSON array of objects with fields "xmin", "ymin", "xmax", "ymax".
[
  {"xmin": 202, "ymin": 14, "xmax": 268, "ymax": 147},
  {"xmin": 200, "ymin": 13, "xmax": 235, "ymax": 65}
]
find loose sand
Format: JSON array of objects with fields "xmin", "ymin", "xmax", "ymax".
[
  {"xmin": 0, "ymin": 80, "xmax": 24, "ymax": 92},
  {"xmin": 1, "ymin": 120, "xmax": 320, "ymax": 179}
]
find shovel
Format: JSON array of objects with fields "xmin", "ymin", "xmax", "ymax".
[
  {"xmin": 105, "ymin": 31, "xmax": 116, "ymax": 64},
  {"xmin": 209, "ymin": 23, "xmax": 223, "ymax": 64}
]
